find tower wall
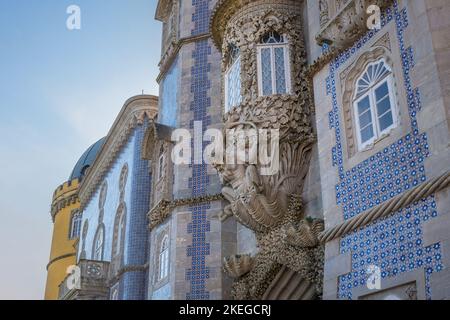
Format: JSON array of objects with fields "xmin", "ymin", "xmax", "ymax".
[
  {"xmin": 149, "ymin": 0, "xmax": 235, "ymax": 300},
  {"xmin": 45, "ymin": 180, "xmax": 80, "ymax": 300}
]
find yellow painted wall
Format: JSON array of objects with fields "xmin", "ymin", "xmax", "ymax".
[{"xmin": 44, "ymin": 180, "xmax": 80, "ymax": 300}]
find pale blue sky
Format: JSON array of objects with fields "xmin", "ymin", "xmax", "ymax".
[{"xmin": 0, "ymin": 0, "xmax": 161, "ymax": 299}]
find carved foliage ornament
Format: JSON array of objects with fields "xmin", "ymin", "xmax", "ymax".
[
  {"xmin": 212, "ymin": 3, "xmax": 324, "ymax": 299},
  {"xmin": 316, "ymin": 0, "xmax": 394, "ymax": 50}
]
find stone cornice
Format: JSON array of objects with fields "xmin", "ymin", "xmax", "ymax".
[
  {"xmin": 108, "ymin": 264, "xmax": 149, "ymax": 285},
  {"xmin": 157, "ymin": 33, "xmax": 210, "ymax": 83},
  {"xmin": 79, "ymin": 95, "xmax": 158, "ymax": 210},
  {"xmin": 148, "ymin": 194, "xmax": 224, "ymax": 230},
  {"xmin": 305, "ymin": 47, "xmax": 340, "ymax": 79},
  {"xmin": 155, "ymin": 0, "xmax": 172, "ymax": 21},
  {"xmin": 46, "ymin": 253, "xmax": 76, "ymax": 270},
  {"xmin": 210, "ymin": 0, "xmax": 303, "ymax": 50}
]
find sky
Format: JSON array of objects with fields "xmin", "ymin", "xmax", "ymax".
[{"xmin": 0, "ymin": 0, "xmax": 161, "ymax": 299}]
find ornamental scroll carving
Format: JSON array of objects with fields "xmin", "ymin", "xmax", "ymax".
[
  {"xmin": 212, "ymin": 3, "xmax": 324, "ymax": 300},
  {"xmin": 316, "ymin": 0, "xmax": 393, "ymax": 50}
]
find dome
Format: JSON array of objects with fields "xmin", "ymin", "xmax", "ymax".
[{"xmin": 69, "ymin": 137, "xmax": 106, "ymax": 181}]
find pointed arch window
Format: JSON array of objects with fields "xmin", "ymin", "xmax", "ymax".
[
  {"xmin": 353, "ymin": 59, "xmax": 397, "ymax": 150},
  {"xmin": 92, "ymin": 225, "xmax": 105, "ymax": 261},
  {"xmin": 111, "ymin": 286, "xmax": 119, "ymax": 300},
  {"xmin": 117, "ymin": 213, "xmax": 126, "ymax": 254},
  {"xmin": 257, "ymin": 31, "xmax": 291, "ymax": 96},
  {"xmin": 225, "ymin": 44, "xmax": 242, "ymax": 113},
  {"xmin": 69, "ymin": 210, "xmax": 82, "ymax": 239},
  {"xmin": 158, "ymin": 145, "xmax": 165, "ymax": 181},
  {"xmin": 112, "ymin": 205, "xmax": 127, "ymax": 260},
  {"xmin": 158, "ymin": 235, "xmax": 169, "ymax": 281}
]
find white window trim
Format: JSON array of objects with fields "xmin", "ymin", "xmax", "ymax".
[
  {"xmin": 110, "ymin": 284, "xmax": 119, "ymax": 300},
  {"xmin": 69, "ymin": 211, "xmax": 82, "ymax": 239},
  {"xmin": 93, "ymin": 227, "xmax": 104, "ymax": 261},
  {"xmin": 224, "ymin": 55, "xmax": 241, "ymax": 113},
  {"xmin": 116, "ymin": 213, "xmax": 125, "ymax": 254},
  {"xmin": 158, "ymin": 154, "xmax": 165, "ymax": 181},
  {"xmin": 256, "ymin": 42, "xmax": 291, "ymax": 97},
  {"xmin": 158, "ymin": 235, "xmax": 169, "ymax": 281},
  {"xmin": 353, "ymin": 74, "xmax": 398, "ymax": 151}
]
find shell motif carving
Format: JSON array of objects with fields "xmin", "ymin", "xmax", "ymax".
[
  {"xmin": 284, "ymin": 218, "xmax": 325, "ymax": 248},
  {"xmin": 223, "ymin": 254, "xmax": 255, "ymax": 279}
]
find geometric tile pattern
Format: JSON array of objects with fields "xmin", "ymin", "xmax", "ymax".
[
  {"xmin": 191, "ymin": 0, "xmax": 210, "ymax": 36},
  {"xmin": 123, "ymin": 122, "xmax": 151, "ymax": 300},
  {"xmin": 185, "ymin": 0, "xmax": 212, "ymax": 300},
  {"xmin": 328, "ymin": 2, "xmax": 429, "ymax": 221},
  {"xmin": 325, "ymin": 1, "xmax": 444, "ymax": 299},
  {"xmin": 338, "ymin": 196, "xmax": 443, "ymax": 299}
]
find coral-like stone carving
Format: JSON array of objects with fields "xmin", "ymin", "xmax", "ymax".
[{"xmin": 211, "ymin": 0, "xmax": 324, "ymax": 300}]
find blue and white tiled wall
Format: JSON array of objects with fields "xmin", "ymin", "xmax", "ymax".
[
  {"xmin": 79, "ymin": 122, "xmax": 151, "ymax": 300},
  {"xmin": 159, "ymin": 58, "xmax": 179, "ymax": 128},
  {"xmin": 321, "ymin": 1, "xmax": 443, "ymax": 299},
  {"xmin": 185, "ymin": 0, "xmax": 213, "ymax": 301}
]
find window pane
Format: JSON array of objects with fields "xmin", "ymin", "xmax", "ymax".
[
  {"xmin": 361, "ymin": 125, "xmax": 375, "ymax": 143},
  {"xmin": 274, "ymin": 47, "xmax": 287, "ymax": 94},
  {"xmin": 379, "ymin": 112, "xmax": 394, "ymax": 131},
  {"xmin": 376, "ymin": 96, "xmax": 391, "ymax": 116},
  {"xmin": 375, "ymin": 81, "xmax": 389, "ymax": 101},
  {"xmin": 261, "ymin": 48, "xmax": 272, "ymax": 95},
  {"xmin": 226, "ymin": 57, "xmax": 242, "ymax": 111},
  {"xmin": 359, "ymin": 110, "xmax": 372, "ymax": 128},
  {"xmin": 357, "ymin": 96, "xmax": 371, "ymax": 115}
]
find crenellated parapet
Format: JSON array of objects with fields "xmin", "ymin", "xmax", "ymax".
[{"xmin": 51, "ymin": 179, "xmax": 80, "ymax": 222}]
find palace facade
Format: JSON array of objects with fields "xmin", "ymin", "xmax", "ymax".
[{"xmin": 45, "ymin": 0, "xmax": 450, "ymax": 300}]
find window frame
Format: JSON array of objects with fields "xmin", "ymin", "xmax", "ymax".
[
  {"xmin": 158, "ymin": 235, "xmax": 169, "ymax": 281},
  {"xmin": 117, "ymin": 213, "xmax": 126, "ymax": 254},
  {"xmin": 353, "ymin": 64, "xmax": 398, "ymax": 151},
  {"xmin": 256, "ymin": 39, "xmax": 291, "ymax": 97},
  {"xmin": 93, "ymin": 225, "xmax": 105, "ymax": 261},
  {"xmin": 69, "ymin": 211, "xmax": 82, "ymax": 239},
  {"xmin": 224, "ymin": 54, "xmax": 242, "ymax": 113},
  {"xmin": 158, "ymin": 153, "xmax": 165, "ymax": 181}
]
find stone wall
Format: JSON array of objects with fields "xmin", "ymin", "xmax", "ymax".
[{"xmin": 313, "ymin": 0, "xmax": 450, "ymax": 300}]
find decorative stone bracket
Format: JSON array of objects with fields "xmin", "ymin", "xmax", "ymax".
[{"xmin": 316, "ymin": 0, "xmax": 393, "ymax": 50}]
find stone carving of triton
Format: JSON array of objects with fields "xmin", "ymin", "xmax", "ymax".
[{"xmin": 211, "ymin": 0, "xmax": 324, "ymax": 300}]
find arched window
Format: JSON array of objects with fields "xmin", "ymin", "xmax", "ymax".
[
  {"xmin": 111, "ymin": 288, "xmax": 119, "ymax": 300},
  {"xmin": 92, "ymin": 225, "xmax": 105, "ymax": 261},
  {"xmin": 118, "ymin": 214, "xmax": 126, "ymax": 253},
  {"xmin": 158, "ymin": 235, "xmax": 169, "ymax": 281},
  {"xmin": 112, "ymin": 205, "xmax": 126, "ymax": 258},
  {"xmin": 99, "ymin": 181, "xmax": 108, "ymax": 210},
  {"xmin": 69, "ymin": 210, "xmax": 82, "ymax": 239},
  {"xmin": 353, "ymin": 59, "xmax": 397, "ymax": 150},
  {"xmin": 225, "ymin": 44, "xmax": 242, "ymax": 112},
  {"xmin": 80, "ymin": 220, "xmax": 89, "ymax": 260},
  {"xmin": 158, "ymin": 145, "xmax": 165, "ymax": 181},
  {"xmin": 110, "ymin": 284, "xmax": 119, "ymax": 300},
  {"xmin": 257, "ymin": 31, "xmax": 291, "ymax": 96},
  {"xmin": 119, "ymin": 164, "xmax": 128, "ymax": 201}
]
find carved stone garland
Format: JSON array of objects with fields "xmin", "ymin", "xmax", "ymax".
[{"xmin": 215, "ymin": 9, "xmax": 324, "ymax": 300}]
